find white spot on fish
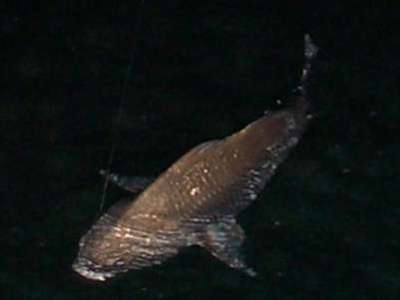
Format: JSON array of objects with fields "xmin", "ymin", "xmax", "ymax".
[
  {"xmin": 100, "ymin": 242, "xmax": 111, "ymax": 250},
  {"xmin": 262, "ymin": 162, "xmax": 277, "ymax": 170},
  {"xmin": 288, "ymin": 136, "xmax": 299, "ymax": 146},
  {"xmin": 274, "ymin": 220, "xmax": 281, "ymax": 227},
  {"xmin": 249, "ymin": 193, "xmax": 257, "ymax": 200},
  {"xmin": 200, "ymin": 176, "xmax": 207, "ymax": 183},
  {"xmin": 287, "ymin": 117, "xmax": 296, "ymax": 130},
  {"xmin": 253, "ymin": 177, "xmax": 261, "ymax": 183},
  {"xmin": 249, "ymin": 169, "xmax": 260, "ymax": 176},
  {"xmin": 341, "ymin": 168, "xmax": 351, "ymax": 174},
  {"xmin": 190, "ymin": 187, "xmax": 200, "ymax": 196},
  {"xmin": 114, "ymin": 259, "xmax": 125, "ymax": 266}
]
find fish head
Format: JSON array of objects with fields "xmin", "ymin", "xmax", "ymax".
[
  {"xmin": 72, "ymin": 256, "xmax": 118, "ymax": 281},
  {"xmin": 72, "ymin": 221, "xmax": 134, "ymax": 281},
  {"xmin": 72, "ymin": 199, "xmax": 179, "ymax": 281},
  {"xmin": 72, "ymin": 200, "xmax": 142, "ymax": 281}
]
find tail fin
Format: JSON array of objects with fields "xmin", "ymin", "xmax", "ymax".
[
  {"xmin": 291, "ymin": 34, "xmax": 319, "ymax": 117},
  {"xmin": 299, "ymin": 34, "xmax": 319, "ymax": 97}
]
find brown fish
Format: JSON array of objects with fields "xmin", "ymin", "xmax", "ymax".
[{"xmin": 72, "ymin": 34, "xmax": 318, "ymax": 281}]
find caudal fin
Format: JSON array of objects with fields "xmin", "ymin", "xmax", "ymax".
[
  {"xmin": 299, "ymin": 34, "xmax": 319, "ymax": 96},
  {"xmin": 290, "ymin": 34, "xmax": 319, "ymax": 119}
]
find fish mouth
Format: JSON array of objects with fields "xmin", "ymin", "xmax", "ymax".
[{"xmin": 72, "ymin": 257, "xmax": 115, "ymax": 281}]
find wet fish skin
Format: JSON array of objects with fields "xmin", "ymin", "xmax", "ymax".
[{"xmin": 73, "ymin": 34, "xmax": 318, "ymax": 281}]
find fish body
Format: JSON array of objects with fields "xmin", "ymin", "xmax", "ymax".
[{"xmin": 73, "ymin": 35, "xmax": 318, "ymax": 281}]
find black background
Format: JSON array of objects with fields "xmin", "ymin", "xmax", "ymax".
[{"xmin": 1, "ymin": 1, "xmax": 399, "ymax": 299}]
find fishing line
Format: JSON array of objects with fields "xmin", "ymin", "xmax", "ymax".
[{"xmin": 99, "ymin": 0, "xmax": 146, "ymax": 213}]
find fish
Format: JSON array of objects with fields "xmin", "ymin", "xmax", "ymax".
[{"xmin": 72, "ymin": 34, "xmax": 318, "ymax": 281}]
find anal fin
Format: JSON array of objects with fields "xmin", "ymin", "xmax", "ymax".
[{"xmin": 200, "ymin": 219, "xmax": 256, "ymax": 276}]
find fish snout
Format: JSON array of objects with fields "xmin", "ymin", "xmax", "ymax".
[{"xmin": 72, "ymin": 257, "xmax": 114, "ymax": 281}]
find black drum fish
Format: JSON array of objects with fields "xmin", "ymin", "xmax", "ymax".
[{"xmin": 72, "ymin": 34, "xmax": 318, "ymax": 281}]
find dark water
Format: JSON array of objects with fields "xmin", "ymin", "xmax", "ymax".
[{"xmin": 1, "ymin": 1, "xmax": 399, "ymax": 299}]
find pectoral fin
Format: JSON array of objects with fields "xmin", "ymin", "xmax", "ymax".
[
  {"xmin": 99, "ymin": 169, "xmax": 155, "ymax": 193},
  {"xmin": 200, "ymin": 219, "xmax": 256, "ymax": 276}
]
